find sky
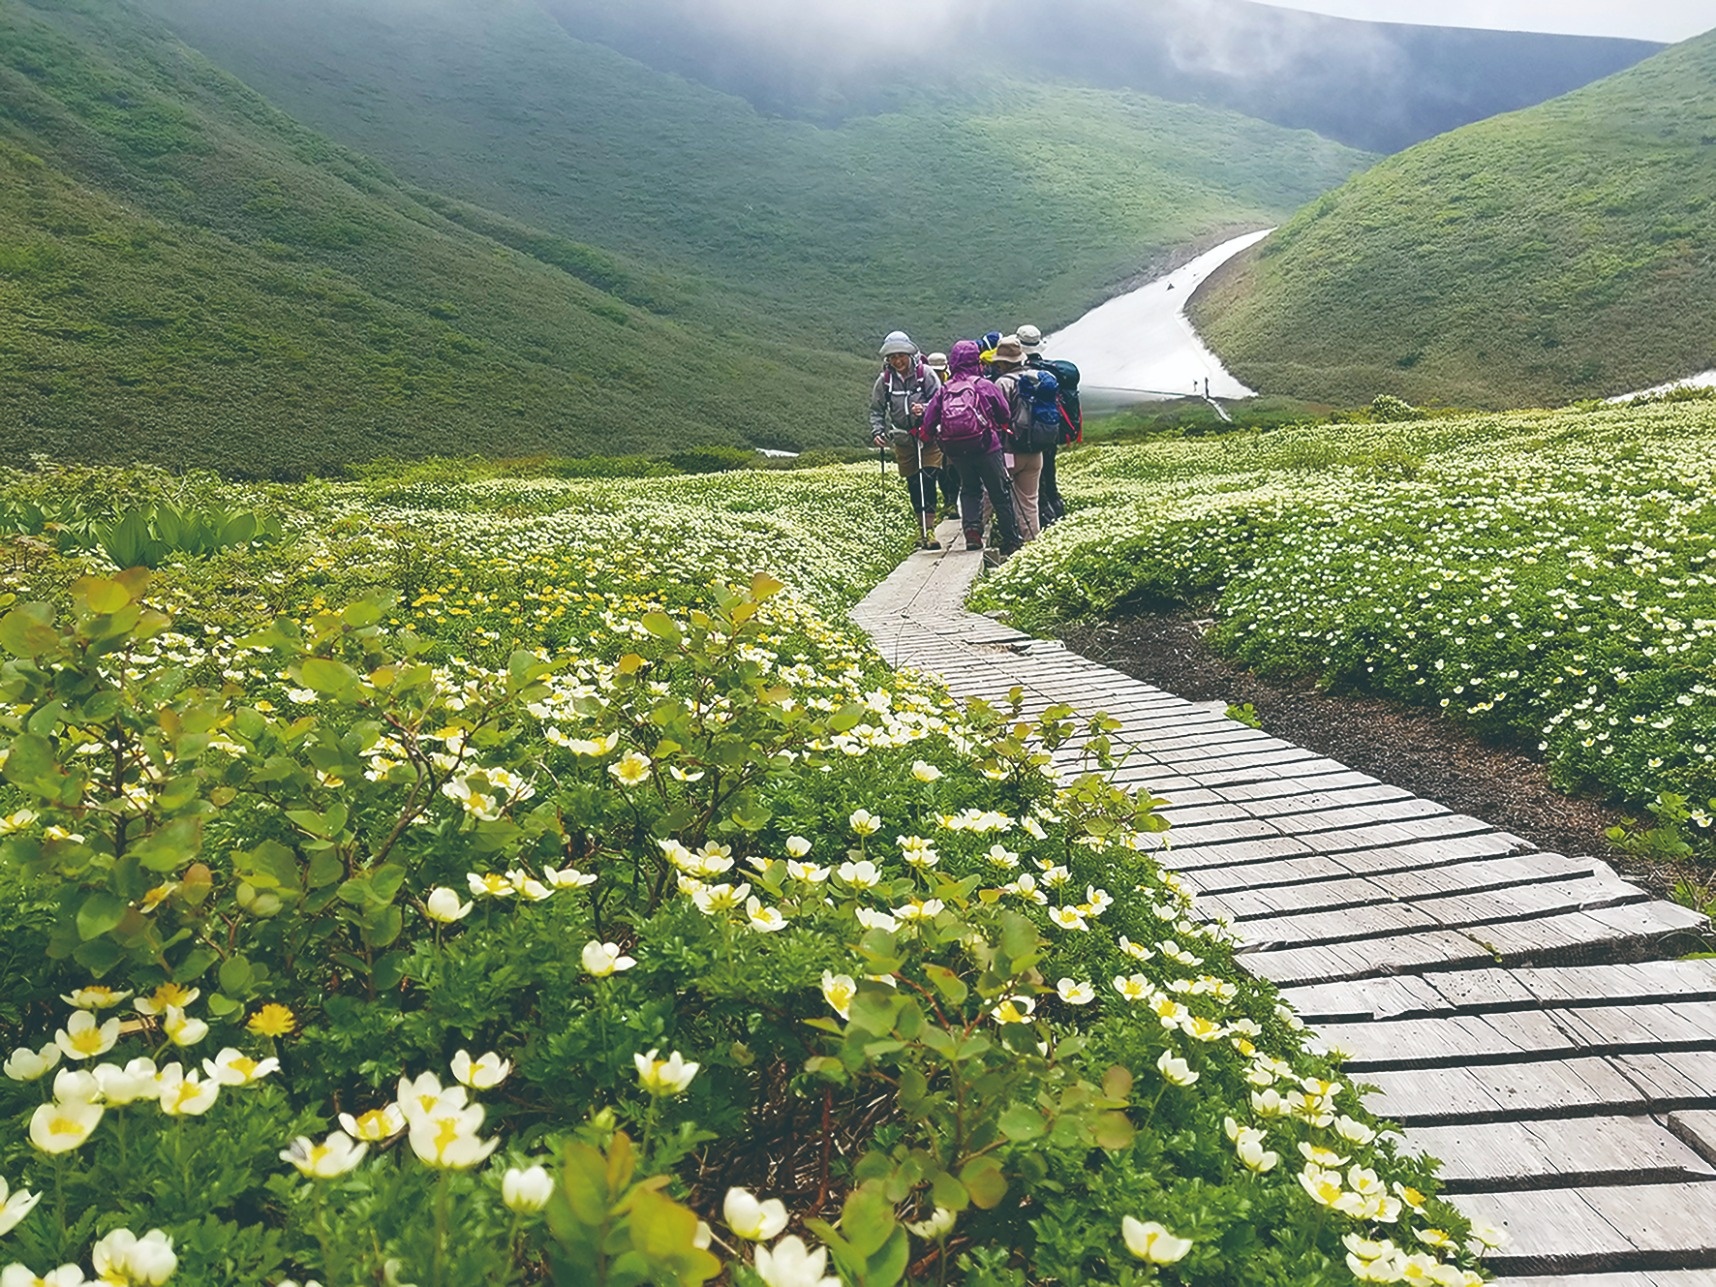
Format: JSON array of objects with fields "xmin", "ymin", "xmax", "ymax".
[{"xmin": 1262, "ymin": 1, "xmax": 1715, "ymax": 41}]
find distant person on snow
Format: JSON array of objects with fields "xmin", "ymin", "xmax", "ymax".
[
  {"xmin": 869, "ymin": 330, "xmax": 944, "ymax": 549},
  {"xmin": 988, "ymin": 335, "xmax": 1045, "ymax": 543},
  {"xmin": 1019, "ymin": 323, "xmax": 1080, "ymax": 528},
  {"xmin": 924, "ymin": 351, "xmax": 960, "ymax": 518},
  {"xmin": 918, "ymin": 339, "xmax": 1021, "ymax": 556}
]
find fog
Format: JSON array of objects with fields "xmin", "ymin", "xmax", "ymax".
[{"xmin": 543, "ymin": 0, "xmax": 1662, "ymax": 152}]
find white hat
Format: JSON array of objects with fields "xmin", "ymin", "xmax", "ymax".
[
  {"xmin": 878, "ymin": 330, "xmax": 917, "ymax": 357},
  {"xmin": 1017, "ymin": 324, "xmax": 1043, "ymax": 353}
]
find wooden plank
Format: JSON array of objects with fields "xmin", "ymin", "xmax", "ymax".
[
  {"xmin": 1233, "ymin": 898, "xmax": 1440, "ymax": 950},
  {"xmin": 1374, "ymin": 854, "xmax": 1599, "ymax": 901},
  {"xmin": 1294, "ymin": 815, "xmax": 1499, "ymax": 855},
  {"xmin": 1551, "ymin": 1001, "xmax": 1716, "ymax": 1051},
  {"xmin": 1419, "ymin": 878, "xmax": 1646, "ymax": 930},
  {"xmin": 1364, "ymin": 1056, "xmax": 1649, "ymax": 1126},
  {"xmin": 1513, "ymin": 960, "xmax": 1716, "ymax": 1008},
  {"xmin": 1470, "ymin": 902, "xmax": 1706, "ymax": 959},
  {"xmin": 1612, "ymin": 1051, "xmax": 1716, "ymax": 1111},
  {"xmin": 1271, "ymin": 798, "xmax": 1454, "ymax": 833},
  {"xmin": 1577, "ymin": 1183, "xmax": 1716, "ymax": 1260},
  {"xmin": 1242, "ymin": 928, "xmax": 1495, "ymax": 985},
  {"xmin": 1164, "ymin": 835, "xmax": 1321, "ymax": 870},
  {"xmin": 1410, "ymin": 1116, "xmax": 1714, "ymax": 1192},
  {"xmin": 1333, "ymin": 831, "xmax": 1536, "ymax": 874},
  {"xmin": 1453, "ymin": 1188, "xmax": 1638, "ymax": 1268},
  {"xmin": 1666, "ymin": 1110, "xmax": 1716, "ymax": 1166},
  {"xmin": 1179, "ymin": 852, "xmax": 1357, "ymax": 893},
  {"xmin": 1199, "ymin": 874, "xmax": 1391, "ymax": 921},
  {"xmin": 1279, "ymin": 974, "xmax": 1447, "ymax": 1023},
  {"xmin": 1495, "ymin": 1275, "xmax": 1716, "ymax": 1287},
  {"xmin": 1320, "ymin": 1009, "xmax": 1573, "ymax": 1069}
]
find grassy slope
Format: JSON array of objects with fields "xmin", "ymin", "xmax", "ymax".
[
  {"xmin": 1189, "ymin": 31, "xmax": 1716, "ymax": 409},
  {"xmin": 0, "ymin": 0, "xmax": 870, "ymax": 475},
  {"xmin": 138, "ymin": 0, "xmax": 1370, "ymax": 349}
]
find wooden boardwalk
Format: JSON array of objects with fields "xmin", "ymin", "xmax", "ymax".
[{"xmin": 851, "ymin": 526, "xmax": 1716, "ymax": 1286}]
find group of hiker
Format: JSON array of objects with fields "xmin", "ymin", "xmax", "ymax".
[{"xmin": 868, "ymin": 326, "xmax": 1080, "ymax": 555}]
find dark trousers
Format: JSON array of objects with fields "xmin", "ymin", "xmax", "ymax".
[
  {"xmin": 939, "ymin": 459, "xmax": 960, "ymax": 510},
  {"xmin": 946, "ymin": 447, "xmax": 1020, "ymax": 548},
  {"xmin": 906, "ymin": 467, "xmax": 939, "ymax": 514},
  {"xmin": 1040, "ymin": 442, "xmax": 1063, "ymax": 525}
]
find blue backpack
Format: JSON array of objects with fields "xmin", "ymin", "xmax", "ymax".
[{"xmin": 1018, "ymin": 370, "xmax": 1063, "ymax": 451}]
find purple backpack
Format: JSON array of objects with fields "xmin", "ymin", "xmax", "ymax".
[{"xmin": 935, "ymin": 376, "xmax": 992, "ymax": 448}]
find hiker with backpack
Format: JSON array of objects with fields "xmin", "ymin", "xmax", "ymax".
[
  {"xmin": 869, "ymin": 330, "xmax": 945, "ymax": 550},
  {"xmin": 988, "ymin": 335, "xmax": 1051, "ymax": 543},
  {"xmin": 1018, "ymin": 323, "xmax": 1081, "ymax": 528},
  {"xmin": 916, "ymin": 339, "xmax": 1022, "ymax": 556}
]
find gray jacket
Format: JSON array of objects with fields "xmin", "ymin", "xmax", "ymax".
[{"xmin": 869, "ymin": 361, "xmax": 942, "ymax": 447}]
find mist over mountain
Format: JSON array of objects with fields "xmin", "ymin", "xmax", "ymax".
[{"xmin": 540, "ymin": 0, "xmax": 1662, "ymax": 153}]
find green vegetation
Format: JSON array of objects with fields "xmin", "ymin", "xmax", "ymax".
[
  {"xmin": 0, "ymin": 0, "xmax": 895, "ymax": 476},
  {"xmin": 0, "ymin": 462, "xmax": 1476, "ymax": 1284},
  {"xmin": 978, "ymin": 399, "xmax": 1716, "ymax": 886},
  {"xmin": 140, "ymin": 0, "xmax": 1369, "ymax": 355},
  {"xmin": 1189, "ymin": 29, "xmax": 1716, "ymax": 409}
]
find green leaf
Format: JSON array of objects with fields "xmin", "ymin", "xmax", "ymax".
[
  {"xmin": 640, "ymin": 612, "xmax": 681, "ymax": 643},
  {"xmin": 130, "ymin": 816, "xmax": 204, "ymax": 873},
  {"xmin": 922, "ymin": 963, "xmax": 969, "ymax": 1007},
  {"xmin": 299, "ymin": 657, "xmax": 361, "ymax": 695},
  {"xmin": 0, "ymin": 603, "xmax": 59, "ymax": 658},
  {"xmin": 72, "ymin": 936, "xmax": 125, "ymax": 976},
  {"xmin": 999, "ymin": 1104, "xmax": 1047, "ymax": 1142},
  {"xmin": 959, "ymin": 1155, "xmax": 1008, "ymax": 1210},
  {"xmin": 75, "ymin": 891, "xmax": 128, "ymax": 942},
  {"xmin": 1093, "ymin": 1110, "xmax": 1135, "ymax": 1151},
  {"xmin": 840, "ymin": 1185, "xmax": 897, "ymax": 1258},
  {"xmin": 174, "ymin": 946, "xmax": 219, "ymax": 983},
  {"xmin": 218, "ymin": 954, "xmax": 253, "ymax": 994}
]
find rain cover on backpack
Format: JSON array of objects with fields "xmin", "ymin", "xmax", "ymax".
[{"xmin": 1021, "ymin": 370, "xmax": 1063, "ymax": 451}]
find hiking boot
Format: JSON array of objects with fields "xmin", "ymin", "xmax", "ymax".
[
  {"xmin": 964, "ymin": 530, "xmax": 984, "ymax": 551},
  {"xmin": 999, "ymin": 538, "xmax": 1024, "ymax": 558},
  {"xmin": 919, "ymin": 536, "xmax": 942, "ymax": 551}
]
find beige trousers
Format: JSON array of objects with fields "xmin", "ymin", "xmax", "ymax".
[{"xmin": 1008, "ymin": 451, "xmax": 1043, "ymax": 541}]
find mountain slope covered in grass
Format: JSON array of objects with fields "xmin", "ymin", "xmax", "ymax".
[
  {"xmin": 0, "ymin": 0, "xmax": 871, "ymax": 475},
  {"xmin": 136, "ymin": 0, "xmax": 1371, "ymax": 352},
  {"xmin": 3, "ymin": 0, "xmax": 1378, "ymax": 472},
  {"xmin": 1188, "ymin": 30, "xmax": 1716, "ymax": 410}
]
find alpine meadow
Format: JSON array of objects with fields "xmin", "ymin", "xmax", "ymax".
[{"xmin": 5, "ymin": 0, "xmax": 1716, "ymax": 1284}]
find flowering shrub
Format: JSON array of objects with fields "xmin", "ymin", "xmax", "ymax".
[
  {"xmin": 0, "ymin": 465, "xmax": 1485, "ymax": 1284},
  {"xmin": 978, "ymin": 402, "xmax": 1716, "ymax": 878}
]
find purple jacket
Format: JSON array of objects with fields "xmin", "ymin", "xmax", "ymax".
[{"xmin": 918, "ymin": 339, "xmax": 1009, "ymax": 453}]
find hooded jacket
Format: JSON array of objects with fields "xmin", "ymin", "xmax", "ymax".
[
  {"xmin": 918, "ymin": 340, "xmax": 1010, "ymax": 454},
  {"xmin": 869, "ymin": 357, "xmax": 941, "ymax": 448}
]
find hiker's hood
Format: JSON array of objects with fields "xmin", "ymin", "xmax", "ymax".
[{"xmin": 948, "ymin": 340, "xmax": 983, "ymax": 377}]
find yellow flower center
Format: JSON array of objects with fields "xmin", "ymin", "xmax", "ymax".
[
  {"xmin": 49, "ymin": 1114, "xmax": 83, "ymax": 1137},
  {"xmin": 70, "ymin": 1030, "xmax": 104, "ymax": 1055}
]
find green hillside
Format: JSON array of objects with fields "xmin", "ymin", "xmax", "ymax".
[
  {"xmin": 1, "ymin": 0, "xmax": 1368, "ymax": 475},
  {"xmin": 0, "ymin": 0, "xmax": 871, "ymax": 476},
  {"xmin": 1189, "ymin": 30, "xmax": 1716, "ymax": 409},
  {"xmin": 138, "ymin": 0, "xmax": 1369, "ymax": 352}
]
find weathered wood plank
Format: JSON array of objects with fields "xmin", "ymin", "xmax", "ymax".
[
  {"xmin": 1281, "ymin": 974, "xmax": 1448, "ymax": 1023},
  {"xmin": 1320, "ymin": 1009, "xmax": 1573, "ymax": 1069},
  {"xmin": 1453, "ymin": 1188, "xmax": 1639, "ymax": 1268},
  {"xmin": 1233, "ymin": 898, "xmax": 1440, "ymax": 950},
  {"xmin": 1180, "ymin": 852, "xmax": 1360, "ymax": 893},
  {"xmin": 1494, "ymin": 1275, "xmax": 1716, "ymax": 1287},
  {"xmin": 1241, "ymin": 928, "xmax": 1495, "ymax": 985},
  {"xmin": 1468, "ymin": 901, "xmax": 1706, "ymax": 959},
  {"xmin": 1364, "ymin": 1056, "xmax": 1650, "ymax": 1126},
  {"xmin": 1410, "ymin": 1116, "xmax": 1714, "ymax": 1192},
  {"xmin": 1373, "ymin": 854, "xmax": 1599, "ymax": 902},
  {"xmin": 1666, "ymin": 1110, "xmax": 1716, "ymax": 1167},
  {"xmin": 1419, "ymin": 877, "xmax": 1645, "ymax": 930}
]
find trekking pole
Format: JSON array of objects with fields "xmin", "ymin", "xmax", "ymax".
[{"xmin": 915, "ymin": 434, "xmax": 933, "ymax": 548}]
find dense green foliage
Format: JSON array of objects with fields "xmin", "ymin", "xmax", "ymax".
[
  {"xmin": 0, "ymin": 463, "xmax": 1483, "ymax": 1285},
  {"xmin": 1189, "ymin": 29, "xmax": 1716, "ymax": 409},
  {"xmin": 978, "ymin": 400, "xmax": 1716, "ymax": 874}
]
